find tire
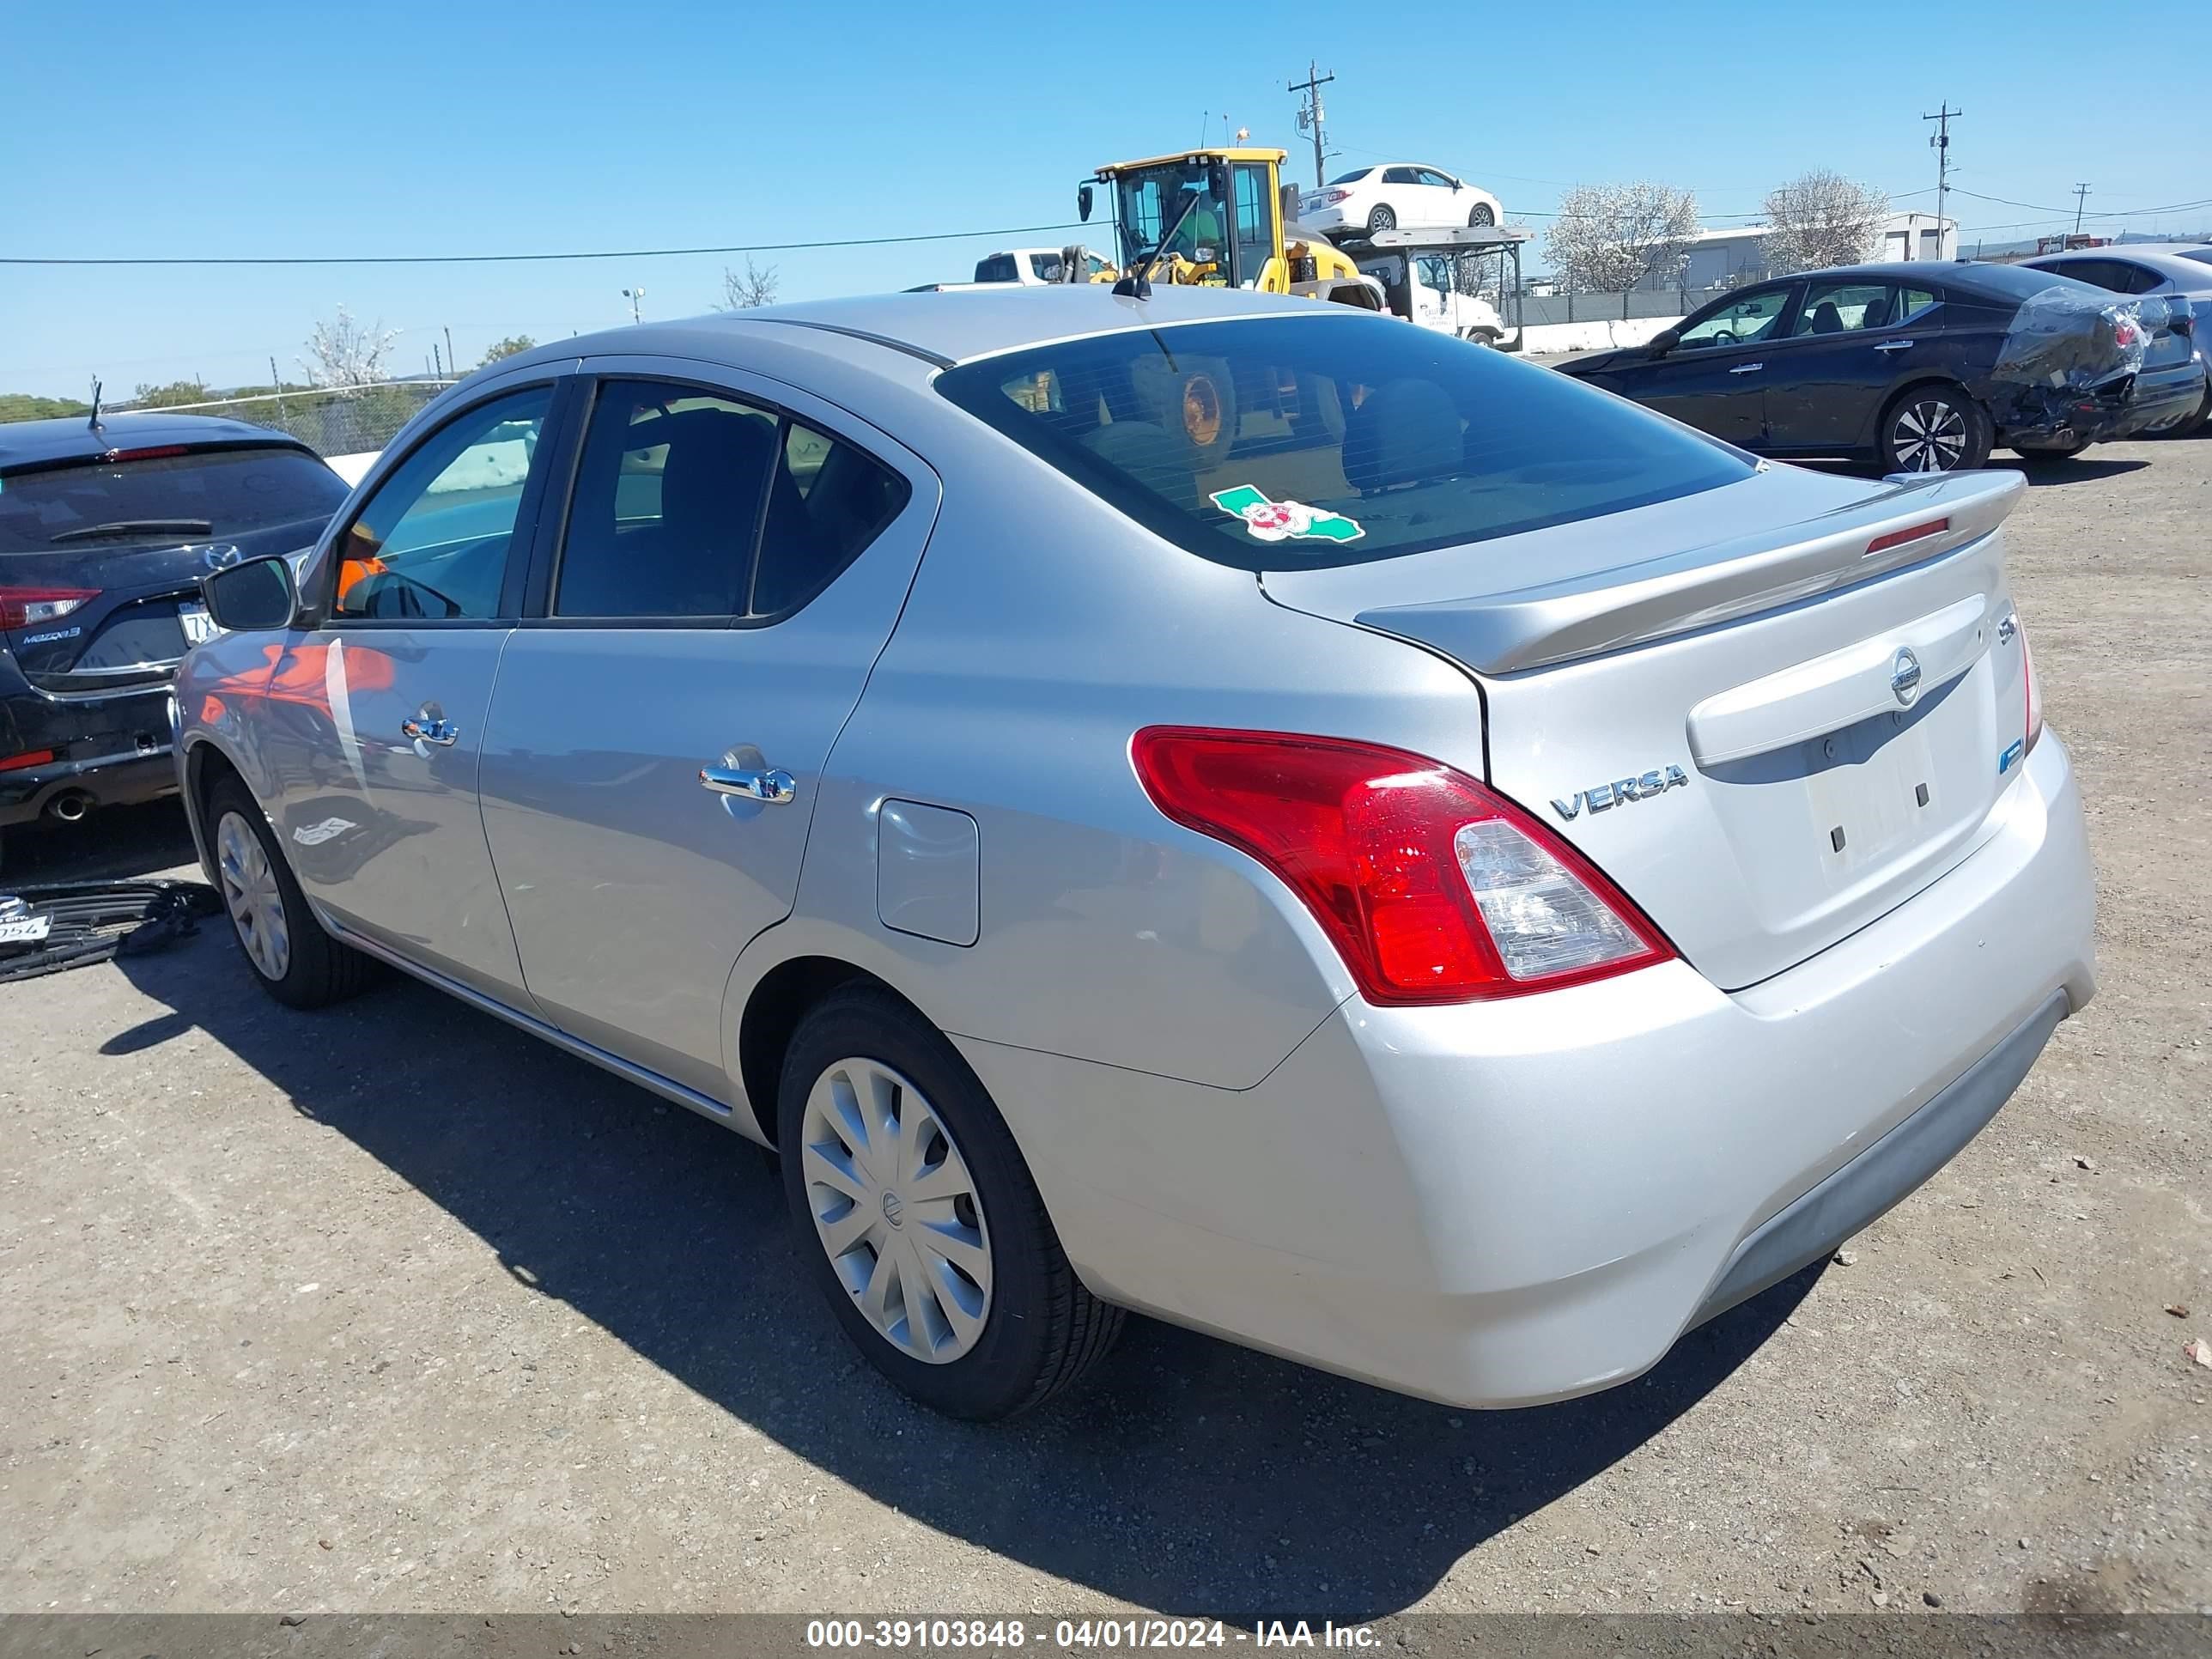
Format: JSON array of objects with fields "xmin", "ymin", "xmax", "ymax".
[
  {"xmin": 1468, "ymin": 203, "xmax": 1496, "ymax": 228},
  {"xmin": 1367, "ymin": 204, "xmax": 1396, "ymax": 233},
  {"xmin": 205, "ymin": 777, "xmax": 374, "ymax": 1009},
  {"xmin": 777, "ymin": 985, "xmax": 1122, "ymax": 1420},
  {"xmin": 1878, "ymin": 383, "xmax": 1992, "ymax": 473}
]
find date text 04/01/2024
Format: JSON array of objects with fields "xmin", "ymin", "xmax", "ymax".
[{"xmin": 803, "ymin": 1619, "xmax": 1381, "ymax": 1650}]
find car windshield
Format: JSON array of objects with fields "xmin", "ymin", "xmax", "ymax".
[
  {"xmin": 0, "ymin": 445, "xmax": 347, "ymax": 555},
  {"xmin": 934, "ymin": 313, "xmax": 1754, "ymax": 572}
]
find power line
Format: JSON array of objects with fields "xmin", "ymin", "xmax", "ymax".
[{"xmin": 0, "ymin": 221, "xmax": 1093, "ymax": 270}]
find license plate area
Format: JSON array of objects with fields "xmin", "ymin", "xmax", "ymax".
[{"xmin": 178, "ymin": 601, "xmax": 222, "ymax": 647}]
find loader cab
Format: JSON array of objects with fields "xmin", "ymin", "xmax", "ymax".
[{"xmin": 1093, "ymin": 149, "xmax": 1287, "ymax": 292}]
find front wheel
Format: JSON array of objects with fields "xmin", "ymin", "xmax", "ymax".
[
  {"xmin": 1367, "ymin": 204, "xmax": 1396, "ymax": 233},
  {"xmin": 1468, "ymin": 203, "xmax": 1496, "ymax": 228},
  {"xmin": 207, "ymin": 778, "xmax": 374, "ymax": 1008},
  {"xmin": 778, "ymin": 986, "xmax": 1123, "ymax": 1420},
  {"xmin": 1879, "ymin": 385, "xmax": 1992, "ymax": 473}
]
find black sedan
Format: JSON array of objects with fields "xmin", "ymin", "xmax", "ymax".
[
  {"xmin": 1558, "ymin": 260, "xmax": 2206, "ymax": 472},
  {"xmin": 1, "ymin": 413, "xmax": 349, "ymax": 861}
]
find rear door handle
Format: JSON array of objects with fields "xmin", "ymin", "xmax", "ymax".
[
  {"xmin": 400, "ymin": 715, "xmax": 459, "ymax": 747},
  {"xmin": 700, "ymin": 765, "xmax": 796, "ymax": 804},
  {"xmin": 1874, "ymin": 339, "xmax": 1917, "ymax": 353},
  {"xmin": 1729, "ymin": 362, "xmax": 1764, "ymax": 374}
]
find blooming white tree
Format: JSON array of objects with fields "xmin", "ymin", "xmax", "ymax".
[
  {"xmin": 1543, "ymin": 182, "xmax": 1700, "ymax": 309},
  {"xmin": 1763, "ymin": 170, "xmax": 1890, "ymax": 274},
  {"xmin": 299, "ymin": 307, "xmax": 398, "ymax": 387}
]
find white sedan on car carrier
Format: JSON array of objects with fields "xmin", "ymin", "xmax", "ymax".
[{"xmin": 1303, "ymin": 163, "xmax": 1504, "ymax": 236}]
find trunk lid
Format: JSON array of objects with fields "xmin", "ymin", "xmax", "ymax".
[
  {"xmin": 2, "ymin": 517, "xmax": 326, "ymax": 689},
  {"xmin": 1261, "ymin": 466, "xmax": 2033, "ymax": 990}
]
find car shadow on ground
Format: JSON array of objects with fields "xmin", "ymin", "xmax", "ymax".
[
  {"xmin": 0, "ymin": 798, "xmax": 200, "ymax": 886},
  {"xmin": 106, "ymin": 932, "xmax": 1815, "ymax": 1620}
]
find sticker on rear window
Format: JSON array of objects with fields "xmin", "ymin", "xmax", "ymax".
[{"xmin": 1209, "ymin": 484, "xmax": 1364, "ymax": 544}]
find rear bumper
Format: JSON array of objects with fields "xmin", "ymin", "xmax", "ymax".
[
  {"xmin": 2000, "ymin": 362, "xmax": 2209, "ymax": 448},
  {"xmin": 967, "ymin": 731, "xmax": 2095, "ymax": 1408},
  {"xmin": 0, "ymin": 673, "xmax": 179, "ymax": 828}
]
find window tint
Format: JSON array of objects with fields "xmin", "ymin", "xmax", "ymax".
[
  {"xmin": 1327, "ymin": 168, "xmax": 1372, "ymax": 186},
  {"xmin": 556, "ymin": 382, "xmax": 777, "ymax": 618},
  {"xmin": 1790, "ymin": 282, "xmax": 1893, "ymax": 335},
  {"xmin": 331, "ymin": 387, "xmax": 550, "ymax": 621},
  {"xmin": 1026, "ymin": 252, "xmax": 1063, "ymax": 282},
  {"xmin": 1382, "ymin": 167, "xmax": 1420, "ymax": 185},
  {"xmin": 934, "ymin": 313, "xmax": 1753, "ymax": 573},
  {"xmin": 752, "ymin": 421, "xmax": 909, "ymax": 616},
  {"xmin": 0, "ymin": 446, "xmax": 347, "ymax": 556},
  {"xmin": 974, "ymin": 254, "xmax": 1018, "ymax": 283},
  {"xmin": 1898, "ymin": 287, "xmax": 1939, "ymax": 324},
  {"xmin": 1679, "ymin": 288, "xmax": 1791, "ymax": 348},
  {"xmin": 1415, "ymin": 168, "xmax": 1456, "ymax": 189}
]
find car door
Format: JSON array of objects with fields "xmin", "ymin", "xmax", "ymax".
[
  {"xmin": 1379, "ymin": 166, "xmax": 1422, "ymax": 224},
  {"xmin": 477, "ymin": 365, "xmax": 939, "ymax": 1101},
  {"xmin": 255, "ymin": 379, "xmax": 568, "ymax": 1000},
  {"xmin": 1414, "ymin": 167, "xmax": 1462, "ymax": 222},
  {"xmin": 1757, "ymin": 278, "xmax": 1925, "ymax": 452},
  {"xmin": 1614, "ymin": 283, "xmax": 1798, "ymax": 447}
]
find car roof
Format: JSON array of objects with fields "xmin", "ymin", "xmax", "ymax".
[
  {"xmin": 0, "ymin": 411, "xmax": 313, "ymax": 471},
  {"xmin": 526, "ymin": 284, "xmax": 1320, "ymax": 374},
  {"xmin": 1752, "ymin": 261, "xmax": 2104, "ymax": 299},
  {"xmin": 2024, "ymin": 246, "xmax": 2212, "ymax": 289}
]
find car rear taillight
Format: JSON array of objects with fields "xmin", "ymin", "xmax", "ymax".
[
  {"xmin": 0, "ymin": 748, "xmax": 58, "ymax": 773},
  {"xmin": 1130, "ymin": 727, "xmax": 1674, "ymax": 1005},
  {"xmin": 1315, "ymin": 189, "xmax": 1349, "ymax": 205},
  {"xmin": 2021, "ymin": 618, "xmax": 2043, "ymax": 755},
  {"xmin": 1866, "ymin": 517, "xmax": 1949, "ymax": 556},
  {"xmin": 0, "ymin": 586, "xmax": 100, "ymax": 630}
]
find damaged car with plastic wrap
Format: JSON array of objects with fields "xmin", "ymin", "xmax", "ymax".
[
  {"xmin": 174, "ymin": 288, "xmax": 2096, "ymax": 1419},
  {"xmin": 1559, "ymin": 260, "xmax": 2204, "ymax": 470}
]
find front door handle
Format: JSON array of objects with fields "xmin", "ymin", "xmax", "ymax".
[
  {"xmin": 1729, "ymin": 362, "xmax": 1765, "ymax": 375},
  {"xmin": 1874, "ymin": 338, "xmax": 1917, "ymax": 353},
  {"xmin": 701, "ymin": 764, "xmax": 796, "ymax": 804},
  {"xmin": 400, "ymin": 715, "xmax": 459, "ymax": 747}
]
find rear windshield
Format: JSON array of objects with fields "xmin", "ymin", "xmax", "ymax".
[
  {"xmin": 934, "ymin": 313, "xmax": 1753, "ymax": 570},
  {"xmin": 0, "ymin": 445, "xmax": 348, "ymax": 554}
]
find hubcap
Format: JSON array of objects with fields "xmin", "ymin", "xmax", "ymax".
[
  {"xmin": 1893, "ymin": 398, "xmax": 1968, "ymax": 471},
  {"xmin": 799, "ymin": 1056, "xmax": 992, "ymax": 1364},
  {"xmin": 216, "ymin": 811, "xmax": 290, "ymax": 981}
]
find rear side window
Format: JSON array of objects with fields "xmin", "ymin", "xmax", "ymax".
[
  {"xmin": 553, "ymin": 379, "xmax": 908, "ymax": 620},
  {"xmin": 0, "ymin": 446, "xmax": 347, "ymax": 555},
  {"xmin": 934, "ymin": 313, "xmax": 1753, "ymax": 571}
]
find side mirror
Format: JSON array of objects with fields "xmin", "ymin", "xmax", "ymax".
[
  {"xmin": 1078, "ymin": 184, "xmax": 1094, "ymax": 223},
  {"xmin": 200, "ymin": 552, "xmax": 298, "ymax": 633},
  {"xmin": 1648, "ymin": 328, "xmax": 1680, "ymax": 357}
]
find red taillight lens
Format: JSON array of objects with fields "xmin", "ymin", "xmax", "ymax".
[
  {"xmin": 0, "ymin": 748, "xmax": 58, "ymax": 773},
  {"xmin": 1130, "ymin": 727, "xmax": 1674, "ymax": 1004},
  {"xmin": 1866, "ymin": 517, "xmax": 1950, "ymax": 556},
  {"xmin": 1318, "ymin": 189, "xmax": 1349, "ymax": 205},
  {"xmin": 0, "ymin": 586, "xmax": 100, "ymax": 630},
  {"xmin": 2021, "ymin": 618, "xmax": 2043, "ymax": 754}
]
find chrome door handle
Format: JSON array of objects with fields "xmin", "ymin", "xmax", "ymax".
[
  {"xmin": 1729, "ymin": 362, "xmax": 1764, "ymax": 374},
  {"xmin": 700, "ymin": 765, "xmax": 796, "ymax": 804},
  {"xmin": 1875, "ymin": 339, "xmax": 1917, "ymax": 353},
  {"xmin": 400, "ymin": 715, "xmax": 459, "ymax": 747}
]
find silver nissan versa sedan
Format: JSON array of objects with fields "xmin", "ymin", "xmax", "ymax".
[{"xmin": 176, "ymin": 286, "xmax": 2096, "ymax": 1420}]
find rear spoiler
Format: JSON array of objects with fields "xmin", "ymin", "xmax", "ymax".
[{"xmin": 1355, "ymin": 470, "xmax": 2024, "ymax": 675}]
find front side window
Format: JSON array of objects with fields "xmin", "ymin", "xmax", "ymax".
[
  {"xmin": 1231, "ymin": 164, "xmax": 1272, "ymax": 275},
  {"xmin": 1790, "ymin": 282, "xmax": 1893, "ymax": 335},
  {"xmin": 935, "ymin": 313, "xmax": 1753, "ymax": 573},
  {"xmin": 554, "ymin": 379, "xmax": 908, "ymax": 621},
  {"xmin": 1026, "ymin": 253, "xmax": 1064, "ymax": 282},
  {"xmin": 331, "ymin": 386, "xmax": 550, "ymax": 621},
  {"xmin": 1679, "ymin": 288, "xmax": 1791, "ymax": 349},
  {"xmin": 1415, "ymin": 168, "xmax": 1457, "ymax": 189}
]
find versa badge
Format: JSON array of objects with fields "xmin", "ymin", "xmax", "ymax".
[{"xmin": 1553, "ymin": 765, "xmax": 1690, "ymax": 821}]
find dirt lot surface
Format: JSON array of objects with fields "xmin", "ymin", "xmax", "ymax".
[{"xmin": 2, "ymin": 436, "xmax": 2207, "ymax": 1623}]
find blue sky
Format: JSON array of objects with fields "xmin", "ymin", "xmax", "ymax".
[{"xmin": 6, "ymin": 0, "xmax": 2208, "ymax": 398}]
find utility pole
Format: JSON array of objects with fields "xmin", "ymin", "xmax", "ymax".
[
  {"xmin": 1922, "ymin": 103, "xmax": 1960, "ymax": 246},
  {"xmin": 444, "ymin": 326, "xmax": 457, "ymax": 380},
  {"xmin": 2072, "ymin": 183, "xmax": 2091, "ymax": 238},
  {"xmin": 1288, "ymin": 62, "xmax": 1334, "ymax": 191}
]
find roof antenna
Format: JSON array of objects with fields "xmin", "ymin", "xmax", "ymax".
[{"xmin": 87, "ymin": 380, "xmax": 104, "ymax": 433}]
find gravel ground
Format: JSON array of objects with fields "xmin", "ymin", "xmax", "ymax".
[{"xmin": 1, "ymin": 435, "xmax": 2207, "ymax": 1623}]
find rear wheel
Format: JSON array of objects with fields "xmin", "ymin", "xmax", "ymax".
[
  {"xmin": 1468, "ymin": 202, "xmax": 1496, "ymax": 228},
  {"xmin": 1367, "ymin": 204, "xmax": 1396, "ymax": 233},
  {"xmin": 207, "ymin": 778, "xmax": 374, "ymax": 1009},
  {"xmin": 778, "ymin": 985, "xmax": 1122, "ymax": 1419},
  {"xmin": 1879, "ymin": 384, "xmax": 1991, "ymax": 473}
]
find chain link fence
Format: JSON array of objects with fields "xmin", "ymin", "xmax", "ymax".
[{"xmin": 115, "ymin": 381, "xmax": 458, "ymax": 459}]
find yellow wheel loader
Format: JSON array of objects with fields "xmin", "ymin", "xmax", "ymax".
[{"xmin": 1071, "ymin": 149, "xmax": 1383, "ymax": 309}]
